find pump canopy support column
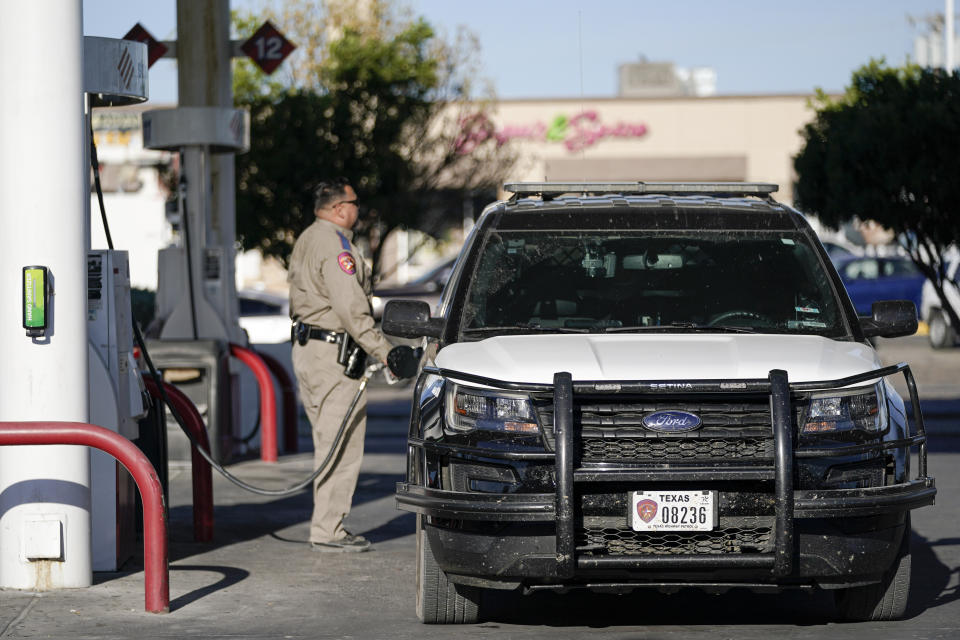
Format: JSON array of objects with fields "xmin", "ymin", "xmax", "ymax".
[
  {"xmin": 153, "ymin": 0, "xmax": 247, "ymax": 343},
  {"xmin": 0, "ymin": 0, "xmax": 92, "ymax": 589}
]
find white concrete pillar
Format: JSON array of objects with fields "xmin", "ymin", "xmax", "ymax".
[{"xmin": 0, "ymin": 0, "xmax": 91, "ymax": 589}]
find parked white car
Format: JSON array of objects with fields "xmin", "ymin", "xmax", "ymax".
[
  {"xmin": 238, "ymin": 289, "xmax": 291, "ymax": 344},
  {"xmin": 919, "ymin": 258, "xmax": 960, "ymax": 349}
]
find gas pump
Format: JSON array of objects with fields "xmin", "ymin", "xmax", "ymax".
[
  {"xmin": 87, "ymin": 251, "xmax": 148, "ymax": 570},
  {"xmin": 83, "ymin": 36, "xmax": 151, "ymax": 572},
  {"xmin": 142, "ymin": 107, "xmax": 250, "ymax": 463}
]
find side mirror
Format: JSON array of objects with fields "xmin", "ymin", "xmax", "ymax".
[
  {"xmin": 381, "ymin": 299, "xmax": 444, "ymax": 339},
  {"xmin": 860, "ymin": 300, "xmax": 918, "ymax": 338}
]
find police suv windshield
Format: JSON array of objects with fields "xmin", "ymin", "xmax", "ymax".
[{"xmin": 457, "ymin": 230, "xmax": 848, "ymax": 339}]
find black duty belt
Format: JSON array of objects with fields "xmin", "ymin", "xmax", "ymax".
[{"xmin": 292, "ymin": 322, "xmax": 342, "ymax": 345}]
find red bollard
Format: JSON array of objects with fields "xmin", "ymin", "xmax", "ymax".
[
  {"xmin": 143, "ymin": 377, "xmax": 214, "ymax": 543},
  {"xmin": 255, "ymin": 349, "xmax": 298, "ymax": 454},
  {"xmin": 0, "ymin": 421, "xmax": 169, "ymax": 614},
  {"xmin": 229, "ymin": 344, "xmax": 278, "ymax": 463}
]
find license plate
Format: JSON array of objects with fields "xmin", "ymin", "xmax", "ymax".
[{"xmin": 629, "ymin": 490, "xmax": 716, "ymax": 532}]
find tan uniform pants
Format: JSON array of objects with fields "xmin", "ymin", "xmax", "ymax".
[{"xmin": 292, "ymin": 339, "xmax": 367, "ymax": 544}]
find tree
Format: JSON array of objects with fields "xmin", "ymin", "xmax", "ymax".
[
  {"xmin": 232, "ymin": 0, "xmax": 514, "ymax": 274},
  {"xmin": 794, "ymin": 61, "xmax": 960, "ymax": 329}
]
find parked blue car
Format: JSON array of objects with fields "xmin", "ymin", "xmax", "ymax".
[{"xmin": 834, "ymin": 256, "xmax": 925, "ymax": 316}]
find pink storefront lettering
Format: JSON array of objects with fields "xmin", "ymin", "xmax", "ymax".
[{"xmin": 455, "ymin": 111, "xmax": 649, "ymax": 155}]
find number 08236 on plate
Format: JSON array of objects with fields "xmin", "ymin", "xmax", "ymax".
[{"xmin": 629, "ymin": 490, "xmax": 717, "ymax": 532}]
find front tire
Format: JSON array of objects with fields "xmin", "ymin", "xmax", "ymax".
[
  {"xmin": 415, "ymin": 516, "xmax": 482, "ymax": 624},
  {"xmin": 929, "ymin": 310, "xmax": 956, "ymax": 349},
  {"xmin": 834, "ymin": 515, "xmax": 912, "ymax": 621}
]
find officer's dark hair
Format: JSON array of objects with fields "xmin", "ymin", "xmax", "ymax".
[{"xmin": 313, "ymin": 177, "xmax": 351, "ymax": 211}]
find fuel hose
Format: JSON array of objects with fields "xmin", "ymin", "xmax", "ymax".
[{"xmin": 91, "ymin": 131, "xmax": 378, "ymax": 497}]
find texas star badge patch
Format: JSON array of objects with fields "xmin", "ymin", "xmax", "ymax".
[
  {"xmin": 637, "ymin": 499, "xmax": 658, "ymax": 523},
  {"xmin": 337, "ymin": 251, "xmax": 357, "ymax": 275}
]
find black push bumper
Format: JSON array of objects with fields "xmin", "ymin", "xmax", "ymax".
[
  {"xmin": 397, "ymin": 362, "xmax": 936, "ymax": 586},
  {"xmin": 396, "ymin": 477, "xmax": 936, "ymax": 522}
]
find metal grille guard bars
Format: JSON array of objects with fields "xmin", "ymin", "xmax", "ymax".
[
  {"xmin": 413, "ymin": 361, "xmax": 932, "ymax": 579},
  {"xmin": 422, "ymin": 361, "xmax": 917, "ymax": 397},
  {"xmin": 421, "ymin": 361, "xmax": 927, "ymax": 452}
]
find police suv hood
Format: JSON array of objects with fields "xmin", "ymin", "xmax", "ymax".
[{"xmin": 434, "ymin": 334, "xmax": 882, "ymax": 385}]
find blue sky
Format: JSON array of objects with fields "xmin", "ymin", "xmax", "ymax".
[{"xmin": 83, "ymin": 0, "xmax": 951, "ymax": 104}]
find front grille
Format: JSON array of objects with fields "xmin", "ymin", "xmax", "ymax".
[
  {"xmin": 534, "ymin": 393, "xmax": 777, "ymax": 463},
  {"xmin": 579, "ymin": 400, "xmax": 771, "ymax": 429},
  {"xmin": 577, "ymin": 525, "xmax": 774, "ymax": 556},
  {"xmin": 582, "ymin": 436, "xmax": 773, "ymax": 461}
]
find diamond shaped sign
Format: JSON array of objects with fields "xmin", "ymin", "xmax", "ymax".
[
  {"xmin": 122, "ymin": 23, "xmax": 168, "ymax": 68},
  {"xmin": 241, "ymin": 21, "xmax": 296, "ymax": 75}
]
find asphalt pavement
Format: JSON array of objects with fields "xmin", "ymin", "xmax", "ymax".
[{"xmin": 0, "ymin": 335, "xmax": 956, "ymax": 638}]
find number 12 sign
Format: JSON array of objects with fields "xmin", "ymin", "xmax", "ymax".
[{"xmin": 241, "ymin": 21, "xmax": 296, "ymax": 75}]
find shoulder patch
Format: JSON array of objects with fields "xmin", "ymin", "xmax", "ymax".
[
  {"xmin": 336, "ymin": 231, "xmax": 351, "ymax": 250},
  {"xmin": 337, "ymin": 251, "xmax": 357, "ymax": 275}
]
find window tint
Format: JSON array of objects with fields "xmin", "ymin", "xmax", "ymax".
[{"xmin": 458, "ymin": 230, "xmax": 847, "ymax": 338}]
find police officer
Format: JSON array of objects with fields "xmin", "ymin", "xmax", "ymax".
[{"xmin": 288, "ymin": 178, "xmax": 393, "ymax": 552}]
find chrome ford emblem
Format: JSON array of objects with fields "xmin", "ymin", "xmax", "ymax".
[{"xmin": 642, "ymin": 410, "xmax": 702, "ymax": 433}]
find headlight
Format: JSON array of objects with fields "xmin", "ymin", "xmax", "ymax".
[
  {"xmin": 799, "ymin": 383, "xmax": 886, "ymax": 435},
  {"xmin": 446, "ymin": 383, "xmax": 540, "ymax": 434}
]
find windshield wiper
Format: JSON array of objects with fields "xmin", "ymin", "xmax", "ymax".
[
  {"xmin": 603, "ymin": 322, "xmax": 759, "ymax": 334},
  {"xmin": 462, "ymin": 324, "xmax": 590, "ymax": 334}
]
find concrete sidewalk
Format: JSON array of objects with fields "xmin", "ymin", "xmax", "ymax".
[{"xmin": 0, "ymin": 384, "xmax": 417, "ymax": 639}]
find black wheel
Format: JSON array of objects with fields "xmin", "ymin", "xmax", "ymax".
[
  {"xmin": 834, "ymin": 515, "xmax": 912, "ymax": 621},
  {"xmin": 928, "ymin": 310, "xmax": 956, "ymax": 349},
  {"xmin": 415, "ymin": 516, "xmax": 482, "ymax": 624}
]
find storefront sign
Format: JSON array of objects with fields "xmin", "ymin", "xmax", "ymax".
[{"xmin": 455, "ymin": 110, "xmax": 649, "ymax": 154}]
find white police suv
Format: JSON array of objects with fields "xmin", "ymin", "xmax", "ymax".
[{"xmin": 382, "ymin": 182, "xmax": 935, "ymax": 624}]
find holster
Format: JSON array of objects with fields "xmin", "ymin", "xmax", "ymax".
[
  {"xmin": 337, "ymin": 333, "xmax": 367, "ymax": 379},
  {"xmin": 293, "ymin": 321, "xmax": 309, "ymax": 346}
]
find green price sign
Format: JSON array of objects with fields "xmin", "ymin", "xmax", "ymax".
[{"xmin": 23, "ymin": 266, "xmax": 48, "ymax": 335}]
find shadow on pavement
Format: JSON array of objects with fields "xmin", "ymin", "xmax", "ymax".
[
  {"xmin": 161, "ymin": 470, "xmax": 406, "ymax": 559},
  {"xmin": 907, "ymin": 529, "xmax": 960, "ymax": 618},
  {"xmin": 479, "ymin": 587, "xmax": 837, "ymax": 627},
  {"xmin": 90, "ymin": 564, "xmax": 251, "ymax": 612},
  {"xmin": 97, "ymin": 463, "xmax": 406, "ymax": 590},
  {"xmin": 168, "ymin": 565, "xmax": 251, "ymax": 612},
  {"xmin": 362, "ymin": 512, "xmax": 415, "ymax": 543}
]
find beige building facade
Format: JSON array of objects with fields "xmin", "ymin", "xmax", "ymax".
[{"xmin": 481, "ymin": 94, "xmax": 819, "ymax": 204}]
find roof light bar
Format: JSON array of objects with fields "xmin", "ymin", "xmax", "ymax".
[{"xmin": 503, "ymin": 181, "xmax": 779, "ymax": 197}]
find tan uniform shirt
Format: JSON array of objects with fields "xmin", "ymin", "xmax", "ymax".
[{"xmin": 288, "ymin": 218, "xmax": 392, "ymax": 362}]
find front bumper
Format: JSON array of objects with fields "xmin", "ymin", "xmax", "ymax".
[
  {"xmin": 396, "ymin": 477, "xmax": 936, "ymax": 522},
  {"xmin": 397, "ymin": 479, "xmax": 933, "ymax": 586},
  {"xmin": 398, "ymin": 363, "xmax": 936, "ymax": 589}
]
